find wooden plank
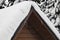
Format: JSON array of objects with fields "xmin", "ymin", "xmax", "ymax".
[
  {"xmin": 13, "ymin": 24, "xmax": 41, "ymax": 40},
  {"xmin": 27, "ymin": 9, "xmax": 57, "ymax": 40}
]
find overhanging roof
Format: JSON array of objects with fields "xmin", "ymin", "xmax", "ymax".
[{"xmin": 0, "ymin": 1, "xmax": 59, "ymax": 40}]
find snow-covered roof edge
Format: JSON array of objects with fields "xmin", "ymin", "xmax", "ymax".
[
  {"xmin": 30, "ymin": 1, "xmax": 60, "ymax": 40},
  {"xmin": 0, "ymin": 1, "xmax": 32, "ymax": 40}
]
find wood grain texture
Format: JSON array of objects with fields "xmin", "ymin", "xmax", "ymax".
[
  {"xmin": 12, "ymin": 7, "xmax": 58, "ymax": 40},
  {"xmin": 13, "ymin": 23, "xmax": 41, "ymax": 40},
  {"xmin": 27, "ymin": 11, "xmax": 57, "ymax": 40}
]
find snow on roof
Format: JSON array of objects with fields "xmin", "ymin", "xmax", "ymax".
[
  {"xmin": 31, "ymin": 1, "xmax": 60, "ymax": 40},
  {"xmin": 0, "ymin": 1, "xmax": 31, "ymax": 40},
  {"xmin": 0, "ymin": 1, "xmax": 59, "ymax": 40}
]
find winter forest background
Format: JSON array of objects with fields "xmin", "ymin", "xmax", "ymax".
[{"xmin": 0, "ymin": 0, "xmax": 60, "ymax": 33}]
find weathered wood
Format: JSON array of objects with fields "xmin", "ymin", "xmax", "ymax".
[
  {"xmin": 13, "ymin": 23, "xmax": 41, "ymax": 40},
  {"xmin": 27, "ymin": 9, "xmax": 57, "ymax": 40},
  {"xmin": 11, "ymin": 7, "xmax": 58, "ymax": 40}
]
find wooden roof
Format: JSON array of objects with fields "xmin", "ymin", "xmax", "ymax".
[{"xmin": 11, "ymin": 6, "xmax": 58, "ymax": 40}]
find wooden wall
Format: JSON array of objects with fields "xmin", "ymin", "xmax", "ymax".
[
  {"xmin": 12, "ymin": 7, "xmax": 58, "ymax": 40},
  {"xmin": 13, "ymin": 23, "xmax": 41, "ymax": 40},
  {"xmin": 27, "ymin": 11, "xmax": 57, "ymax": 40}
]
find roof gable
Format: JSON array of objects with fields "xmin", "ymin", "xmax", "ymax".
[{"xmin": 11, "ymin": 6, "xmax": 58, "ymax": 40}]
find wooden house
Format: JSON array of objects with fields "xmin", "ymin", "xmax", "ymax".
[
  {"xmin": 0, "ymin": 1, "xmax": 59, "ymax": 40},
  {"xmin": 11, "ymin": 6, "xmax": 58, "ymax": 40}
]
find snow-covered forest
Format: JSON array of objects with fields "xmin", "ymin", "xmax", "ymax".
[
  {"xmin": 0, "ymin": 0, "xmax": 23, "ymax": 9},
  {"xmin": 0, "ymin": 0, "xmax": 32, "ymax": 9}
]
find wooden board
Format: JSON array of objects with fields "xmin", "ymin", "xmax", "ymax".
[{"xmin": 11, "ymin": 7, "xmax": 58, "ymax": 40}]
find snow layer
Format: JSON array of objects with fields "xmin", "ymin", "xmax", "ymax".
[
  {"xmin": 0, "ymin": 1, "xmax": 31, "ymax": 40},
  {"xmin": 0, "ymin": 1, "xmax": 60, "ymax": 40}
]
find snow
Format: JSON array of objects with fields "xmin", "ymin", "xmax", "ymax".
[
  {"xmin": 0, "ymin": 1, "xmax": 31, "ymax": 40},
  {"xmin": 0, "ymin": 1, "xmax": 60, "ymax": 40}
]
